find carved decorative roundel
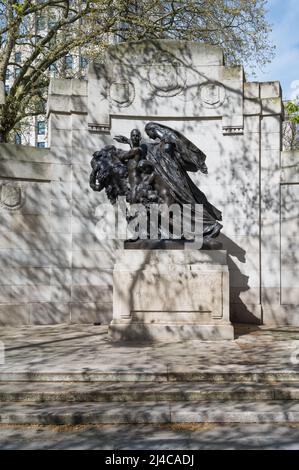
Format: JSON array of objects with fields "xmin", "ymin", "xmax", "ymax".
[
  {"xmin": 148, "ymin": 64, "xmax": 186, "ymax": 97},
  {"xmin": 0, "ymin": 182, "xmax": 24, "ymax": 211},
  {"xmin": 200, "ymin": 82, "xmax": 226, "ymax": 108},
  {"xmin": 109, "ymin": 81, "xmax": 135, "ymax": 108}
]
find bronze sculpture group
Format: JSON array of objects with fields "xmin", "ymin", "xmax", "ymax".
[{"xmin": 90, "ymin": 122, "xmax": 223, "ymax": 248}]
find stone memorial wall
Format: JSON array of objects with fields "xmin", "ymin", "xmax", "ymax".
[{"xmin": 0, "ymin": 40, "xmax": 298, "ymax": 326}]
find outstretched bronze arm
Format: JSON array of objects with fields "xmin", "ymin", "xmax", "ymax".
[{"xmin": 113, "ymin": 135, "xmax": 132, "ymax": 147}]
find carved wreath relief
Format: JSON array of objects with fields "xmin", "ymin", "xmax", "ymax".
[
  {"xmin": 0, "ymin": 182, "xmax": 23, "ymax": 211},
  {"xmin": 109, "ymin": 81, "xmax": 135, "ymax": 107},
  {"xmin": 148, "ymin": 64, "xmax": 187, "ymax": 97}
]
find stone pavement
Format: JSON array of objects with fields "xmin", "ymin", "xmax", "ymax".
[
  {"xmin": 0, "ymin": 423, "xmax": 299, "ymax": 450},
  {"xmin": 0, "ymin": 324, "xmax": 299, "ymax": 449},
  {"xmin": 0, "ymin": 323, "xmax": 299, "ymax": 378}
]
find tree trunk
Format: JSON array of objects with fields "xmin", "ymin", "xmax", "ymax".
[
  {"xmin": 0, "ymin": 106, "xmax": 15, "ymax": 143},
  {"xmin": 0, "ymin": 129, "xmax": 7, "ymax": 143}
]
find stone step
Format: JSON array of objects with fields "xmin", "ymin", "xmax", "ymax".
[
  {"xmin": 0, "ymin": 371, "xmax": 298, "ymax": 383},
  {"xmin": 0, "ymin": 401, "xmax": 299, "ymax": 424},
  {"xmin": 0, "ymin": 381, "xmax": 299, "ymax": 402}
]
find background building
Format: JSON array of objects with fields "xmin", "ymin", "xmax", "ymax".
[{"xmin": 4, "ymin": 10, "xmax": 89, "ymax": 148}]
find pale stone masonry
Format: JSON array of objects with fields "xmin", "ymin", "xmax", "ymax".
[
  {"xmin": 110, "ymin": 250, "xmax": 233, "ymax": 341},
  {"xmin": 0, "ymin": 40, "xmax": 298, "ymax": 326}
]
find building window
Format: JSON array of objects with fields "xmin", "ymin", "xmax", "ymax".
[
  {"xmin": 37, "ymin": 142, "xmax": 46, "ymax": 148},
  {"xmin": 37, "ymin": 121, "xmax": 46, "ymax": 135},
  {"xmin": 80, "ymin": 56, "xmax": 88, "ymax": 69},
  {"xmin": 5, "ymin": 69, "xmax": 11, "ymax": 80},
  {"xmin": 15, "ymin": 133, "xmax": 22, "ymax": 145},
  {"xmin": 5, "ymin": 85, "xmax": 10, "ymax": 94},
  {"xmin": 15, "ymin": 52, "xmax": 21, "ymax": 64},
  {"xmin": 65, "ymin": 55, "xmax": 73, "ymax": 70},
  {"xmin": 15, "ymin": 68, "xmax": 21, "ymax": 78}
]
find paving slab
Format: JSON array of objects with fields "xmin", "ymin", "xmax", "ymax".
[
  {"xmin": 0, "ymin": 400, "xmax": 299, "ymax": 425},
  {"xmin": 0, "ymin": 423, "xmax": 298, "ymax": 449},
  {"xmin": 0, "ymin": 324, "xmax": 299, "ymax": 377},
  {"xmin": 0, "ymin": 381, "xmax": 299, "ymax": 402}
]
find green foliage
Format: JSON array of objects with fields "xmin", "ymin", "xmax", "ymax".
[
  {"xmin": 285, "ymin": 100, "xmax": 299, "ymax": 124},
  {"xmin": 283, "ymin": 100, "xmax": 299, "ymax": 150}
]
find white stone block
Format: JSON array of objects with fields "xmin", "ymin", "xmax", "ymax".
[
  {"xmin": 71, "ymin": 285, "xmax": 112, "ymax": 303},
  {"xmin": 72, "ymin": 80, "xmax": 88, "ymax": 96},
  {"xmin": 0, "ymin": 144, "xmax": 51, "ymax": 163},
  {"xmin": 261, "ymin": 115, "xmax": 281, "ymax": 134},
  {"xmin": 261, "ymin": 131, "xmax": 281, "ymax": 150},
  {"xmin": 0, "ymin": 304, "xmax": 29, "ymax": 326},
  {"xmin": 0, "ymin": 160, "xmax": 52, "ymax": 180},
  {"xmin": 0, "ymin": 285, "xmax": 11, "ymax": 302},
  {"xmin": 51, "ymin": 182, "xmax": 72, "ymax": 199},
  {"xmin": 51, "ymin": 268, "xmax": 72, "ymax": 286},
  {"xmin": 281, "ymin": 269, "xmax": 299, "ymax": 288},
  {"xmin": 244, "ymin": 116, "xmax": 260, "ymax": 133},
  {"xmin": 244, "ymin": 82, "xmax": 260, "ymax": 99},
  {"xmin": 72, "ymin": 114, "xmax": 88, "ymax": 131},
  {"xmin": 260, "ymin": 81, "xmax": 282, "ymax": 99},
  {"xmin": 50, "ymin": 198, "xmax": 71, "ymax": 216},
  {"xmin": 70, "ymin": 96, "xmax": 88, "ymax": 114},
  {"xmin": 50, "ymin": 215, "xmax": 71, "ymax": 234},
  {"xmin": 8, "ymin": 267, "xmax": 52, "ymax": 286},
  {"xmin": 47, "ymin": 95, "xmax": 71, "ymax": 115},
  {"xmin": 281, "ymin": 166, "xmax": 299, "ymax": 184},
  {"xmin": 11, "ymin": 285, "xmax": 52, "ymax": 302},
  {"xmin": 49, "ymin": 113, "xmax": 72, "ymax": 131},
  {"xmin": 262, "ymin": 98, "xmax": 283, "ymax": 116},
  {"xmin": 110, "ymin": 249, "xmax": 233, "ymax": 342},
  {"xmin": 50, "ymin": 284, "xmax": 71, "ymax": 302},
  {"xmin": 72, "ymin": 249, "xmax": 115, "ymax": 269},
  {"xmin": 29, "ymin": 302, "xmax": 70, "ymax": 325},
  {"xmin": 72, "ymin": 234, "xmax": 122, "ymax": 252},
  {"xmin": 70, "ymin": 302, "xmax": 112, "ymax": 324},
  {"xmin": 51, "ymin": 163, "xmax": 72, "ymax": 184},
  {"xmin": 49, "ymin": 79, "xmax": 72, "ymax": 96},
  {"xmin": 9, "ymin": 248, "xmax": 71, "ymax": 268},
  {"xmin": 71, "ymin": 215, "xmax": 99, "ymax": 234},
  {"xmin": 281, "ymin": 287, "xmax": 299, "ymax": 305},
  {"xmin": 281, "ymin": 150, "xmax": 299, "ymax": 167},
  {"xmin": 48, "ymin": 128, "xmax": 72, "ymax": 148},
  {"xmin": 11, "ymin": 215, "xmax": 50, "ymax": 234},
  {"xmin": 244, "ymin": 99, "xmax": 261, "ymax": 116},
  {"xmin": 48, "ymin": 146, "xmax": 72, "ymax": 164},
  {"xmin": 72, "ymin": 268, "xmax": 112, "ymax": 287},
  {"xmin": 261, "ymin": 149, "xmax": 281, "ymax": 170},
  {"xmin": 21, "ymin": 182, "xmax": 51, "ymax": 216}
]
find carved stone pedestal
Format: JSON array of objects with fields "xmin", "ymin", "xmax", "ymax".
[{"xmin": 109, "ymin": 250, "xmax": 234, "ymax": 342}]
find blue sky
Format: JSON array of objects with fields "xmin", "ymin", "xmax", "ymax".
[{"xmin": 253, "ymin": 0, "xmax": 299, "ymax": 99}]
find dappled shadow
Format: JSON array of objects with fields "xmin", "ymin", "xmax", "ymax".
[
  {"xmin": 0, "ymin": 38, "xmax": 298, "ymax": 335},
  {"xmin": 0, "ymin": 423, "xmax": 299, "ymax": 450},
  {"xmin": 1, "ymin": 324, "xmax": 299, "ymax": 376}
]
